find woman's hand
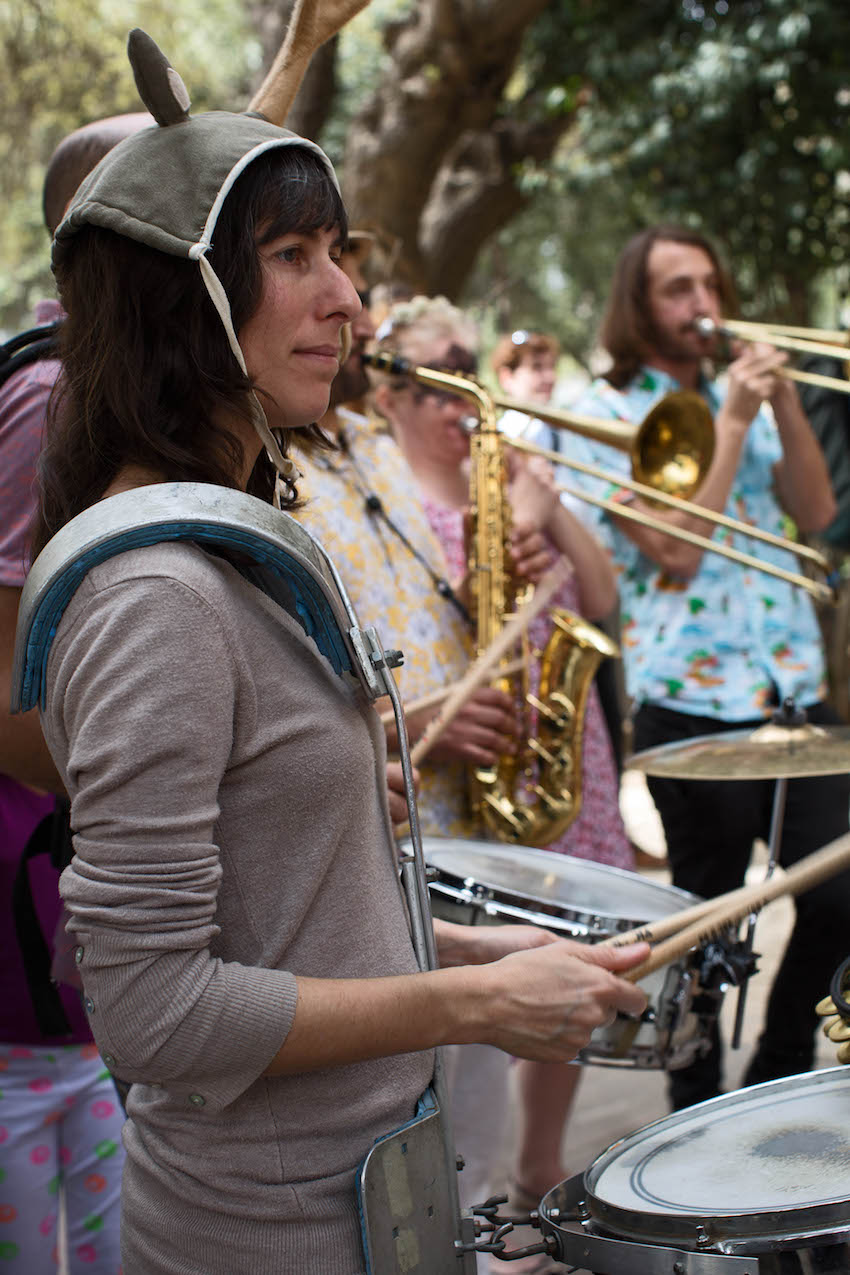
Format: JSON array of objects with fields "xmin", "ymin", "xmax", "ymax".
[
  {"xmin": 507, "ymin": 452, "xmax": 560, "ymax": 533},
  {"xmin": 510, "ymin": 522, "xmax": 556, "ymax": 584},
  {"xmin": 385, "ymin": 760, "xmax": 417, "ymax": 824},
  {"xmin": 434, "ymin": 918, "xmax": 560, "ymax": 968},
  {"xmin": 418, "ymin": 687, "xmax": 519, "ymax": 766},
  {"xmin": 473, "ymin": 939, "xmax": 649, "ymax": 1063}
]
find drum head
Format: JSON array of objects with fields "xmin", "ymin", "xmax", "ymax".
[
  {"xmin": 580, "ymin": 1067, "xmax": 850, "ymax": 1246},
  {"xmin": 419, "ymin": 836, "xmax": 698, "ymax": 933}
]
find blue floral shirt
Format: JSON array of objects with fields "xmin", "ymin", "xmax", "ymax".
[{"xmin": 561, "ymin": 366, "xmax": 827, "ymax": 720}]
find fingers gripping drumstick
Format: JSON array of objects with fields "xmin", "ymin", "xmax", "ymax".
[{"xmin": 600, "ymin": 831, "xmax": 850, "ymax": 982}]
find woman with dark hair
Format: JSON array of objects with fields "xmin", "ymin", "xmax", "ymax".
[{"xmin": 20, "ymin": 33, "xmax": 648, "ymax": 1274}]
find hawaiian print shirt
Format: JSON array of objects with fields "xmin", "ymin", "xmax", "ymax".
[
  {"xmin": 293, "ymin": 410, "xmax": 476, "ymax": 837},
  {"xmin": 565, "ymin": 367, "xmax": 827, "ymax": 720}
]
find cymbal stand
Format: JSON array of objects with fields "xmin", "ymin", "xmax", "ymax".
[{"xmin": 731, "ymin": 698, "xmax": 803, "ymax": 1047}]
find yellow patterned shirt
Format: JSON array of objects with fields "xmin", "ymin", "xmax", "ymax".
[{"xmin": 293, "ymin": 411, "xmax": 476, "ymax": 837}]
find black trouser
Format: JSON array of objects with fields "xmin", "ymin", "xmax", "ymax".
[{"xmin": 633, "ymin": 701, "xmax": 850, "ymax": 1110}]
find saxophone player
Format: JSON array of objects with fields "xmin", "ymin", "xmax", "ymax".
[{"xmin": 296, "ymin": 292, "xmax": 630, "ymax": 1227}]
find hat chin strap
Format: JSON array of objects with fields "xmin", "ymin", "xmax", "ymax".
[{"xmin": 197, "ymin": 252, "xmax": 301, "ymax": 506}]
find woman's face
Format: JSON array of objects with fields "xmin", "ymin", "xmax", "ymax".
[
  {"xmin": 239, "ymin": 225, "xmax": 361, "ymax": 431},
  {"xmin": 385, "ymin": 340, "xmax": 476, "ymax": 471}
]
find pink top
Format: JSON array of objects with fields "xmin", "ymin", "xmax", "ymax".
[
  {"xmin": 423, "ymin": 498, "xmax": 633, "ymax": 870},
  {"xmin": 0, "ymin": 301, "xmax": 91, "ymax": 1042},
  {"xmin": 0, "ymin": 300, "xmax": 62, "ymax": 587}
]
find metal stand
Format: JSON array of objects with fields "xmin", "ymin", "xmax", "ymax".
[
  {"xmin": 357, "ymin": 625, "xmax": 477, "ymax": 1273},
  {"xmin": 730, "ymin": 697, "xmax": 802, "ymax": 1048}
]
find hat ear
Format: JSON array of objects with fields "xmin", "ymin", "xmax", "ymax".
[{"xmin": 127, "ymin": 28, "xmax": 191, "ymax": 126}]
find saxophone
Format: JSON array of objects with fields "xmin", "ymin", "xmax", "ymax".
[{"xmin": 364, "ymin": 352, "xmax": 620, "ymax": 847}]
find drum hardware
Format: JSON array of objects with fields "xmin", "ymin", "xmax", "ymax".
[
  {"xmin": 471, "ymin": 1066, "xmax": 850, "ymax": 1272},
  {"xmin": 416, "ymin": 836, "xmax": 734, "ymax": 1069},
  {"xmin": 458, "ymin": 1194, "xmax": 567, "ymax": 1267},
  {"xmin": 628, "ymin": 696, "xmax": 823, "ymax": 1047}
]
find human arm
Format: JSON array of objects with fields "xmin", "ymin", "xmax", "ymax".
[
  {"xmin": 1, "ymin": 587, "xmax": 65, "ymax": 792},
  {"xmin": 385, "ymin": 688, "xmax": 518, "ymax": 767},
  {"xmin": 432, "ymin": 916, "xmax": 559, "ymax": 965},
  {"xmin": 0, "ymin": 362, "xmax": 66, "ymax": 791},
  {"xmin": 770, "ymin": 374, "xmax": 836, "ymax": 532},
  {"xmin": 507, "ymin": 453, "xmax": 616, "ymax": 617},
  {"xmin": 263, "ymin": 937, "xmax": 649, "ymax": 1076},
  {"xmin": 607, "ymin": 345, "xmax": 792, "ymax": 578}
]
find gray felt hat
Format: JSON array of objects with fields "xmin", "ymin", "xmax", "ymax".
[
  {"xmin": 51, "ymin": 28, "xmax": 343, "ymax": 486},
  {"xmin": 52, "ymin": 30, "xmax": 337, "ymax": 269}
]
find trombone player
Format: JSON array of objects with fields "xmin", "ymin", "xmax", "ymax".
[{"xmin": 568, "ymin": 223, "xmax": 850, "ymax": 1111}]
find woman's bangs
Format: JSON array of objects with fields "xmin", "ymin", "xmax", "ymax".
[{"xmin": 257, "ymin": 151, "xmax": 348, "ymax": 246}]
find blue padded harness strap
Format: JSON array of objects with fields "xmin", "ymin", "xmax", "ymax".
[{"xmin": 17, "ymin": 519, "xmax": 354, "ymax": 713}]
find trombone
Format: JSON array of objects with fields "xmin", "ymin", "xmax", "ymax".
[
  {"xmin": 693, "ymin": 316, "xmax": 850, "ymax": 395},
  {"xmin": 363, "ymin": 350, "xmax": 838, "ymax": 605}
]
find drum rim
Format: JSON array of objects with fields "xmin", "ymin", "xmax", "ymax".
[
  {"xmin": 414, "ymin": 835, "xmax": 701, "ymax": 932},
  {"xmin": 562, "ymin": 1067, "xmax": 850, "ymax": 1251}
]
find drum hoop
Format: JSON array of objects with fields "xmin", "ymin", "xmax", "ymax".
[
  {"xmin": 421, "ymin": 838, "xmax": 700, "ymax": 935},
  {"xmin": 580, "ymin": 1068, "xmax": 850, "ymax": 1249}
]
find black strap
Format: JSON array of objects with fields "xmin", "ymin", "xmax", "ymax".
[
  {"xmin": 12, "ymin": 799, "xmax": 75, "ymax": 1037},
  {"xmin": 0, "ymin": 322, "xmax": 62, "ymax": 388}
]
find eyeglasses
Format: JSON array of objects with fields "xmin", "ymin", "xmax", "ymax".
[{"xmin": 409, "ymin": 383, "xmax": 468, "ymax": 409}]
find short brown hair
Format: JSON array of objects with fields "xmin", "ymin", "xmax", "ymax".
[
  {"xmin": 42, "ymin": 113, "xmax": 152, "ymax": 235},
  {"xmin": 599, "ymin": 225, "xmax": 738, "ymax": 389},
  {"xmin": 490, "ymin": 330, "xmax": 559, "ymax": 377}
]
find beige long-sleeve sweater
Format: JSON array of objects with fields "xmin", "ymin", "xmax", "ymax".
[{"xmin": 44, "ymin": 541, "xmax": 433, "ymax": 1274}]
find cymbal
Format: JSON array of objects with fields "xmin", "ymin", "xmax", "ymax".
[{"xmin": 628, "ymin": 721, "xmax": 850, "ymax": 781}]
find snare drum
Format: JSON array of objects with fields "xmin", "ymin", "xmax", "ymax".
[
  {"xmin": 417, "ymin": 836, "xmax": 727, "ymax": 1071},
  {"xmin": 543, "ymin": 1066, "xmax": 850, "ymax": 1273}
]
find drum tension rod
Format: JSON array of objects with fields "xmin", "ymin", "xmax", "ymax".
[{"xmin": 699, "ymin": 940, "xmax": 759, "ymax": 989}]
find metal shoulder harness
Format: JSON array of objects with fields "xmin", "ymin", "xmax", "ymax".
[{"xmin": 10, "ymin": 481, "xmax": 477, "ymax": 1275}]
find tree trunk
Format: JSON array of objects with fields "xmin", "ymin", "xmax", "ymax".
[{"xmin": 342, "ymin": 0, "xmax": 577, "ymax": 298}]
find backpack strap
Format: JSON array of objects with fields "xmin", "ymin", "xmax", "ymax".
[
  {"xmin": 12, "ymin": 798, "xmax": 74, "ymax": 1037},
  {"xmin": 0, "ymin": 322, "xmax": 62, "ymax": 387}
]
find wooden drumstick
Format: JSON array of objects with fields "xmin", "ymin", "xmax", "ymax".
[
  {"xmin": 410, "ymin": 559, "xmax": 572, "ymax": 766},
  {"xmin": 615, "ymin": 830, "xmax": 850, "ymax": 982}
]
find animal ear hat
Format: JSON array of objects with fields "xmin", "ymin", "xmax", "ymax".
[{"xmin": 51, "ymin": 1, "xmax": 369, "ymax": 484}]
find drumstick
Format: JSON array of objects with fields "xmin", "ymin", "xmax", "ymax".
[
  {"xmin": 410, "ymin": 559, "xmax": 571, "ymax": 766},
  {"xmin": 378, "ymin": 657, "xmax": 525, "ymax": 727},
  {"xmin": 617, "ymin": 830, "xmax": 850, "ymax": 982}
]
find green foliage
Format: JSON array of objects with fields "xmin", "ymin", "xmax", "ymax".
[
  {"xmin": 465, "ymin": 0, "xmax": 850, "ymax": 366},
  {"xmin": 0, "ymin": 0, "xmax": 257, "ymax": 332}
]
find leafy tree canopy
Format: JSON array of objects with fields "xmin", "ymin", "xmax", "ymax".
[{"xmin": 0, "ymin": 0, "xmax": 257, "ymax": 330}]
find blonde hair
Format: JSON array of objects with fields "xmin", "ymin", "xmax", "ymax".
[{"xmin": 373, "ymin": 294, "xmax": 479, "ymax": 367}]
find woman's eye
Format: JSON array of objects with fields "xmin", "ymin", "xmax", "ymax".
[{"xmin": 276, "ymin": 245, "xmax": 301, "ymax": 264}]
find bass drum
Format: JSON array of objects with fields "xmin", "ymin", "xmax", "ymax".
[
  {"xmin": 542, "ymin": 1066, "xmax": 850, "ymax": 1273},
  {"xmin": 417, "ymin": 835, "xmax": 727, "ymax": 1071}
]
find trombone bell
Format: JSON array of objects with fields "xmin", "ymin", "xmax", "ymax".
[{"xmin": 632, "ymin": 391, "xmax": 715, "ymax": 498}]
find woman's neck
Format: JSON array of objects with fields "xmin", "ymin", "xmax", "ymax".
[
  {"xmin": 101, "ymin": 464, "xmax": 166, "ymax": 501},
  {"xmin": 403, "ymin": 451, "xmax": 468, "ymax": 509}
]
